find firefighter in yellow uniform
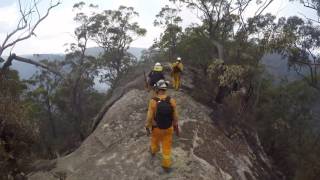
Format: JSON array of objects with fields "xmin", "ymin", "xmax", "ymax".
[
  {"xmin": 171, "ymin": 57, "xmax": 184, "ymax": 90},
  {"xmin": 145, "ymin": 79, "xmax": 179, "ymax": 172}
]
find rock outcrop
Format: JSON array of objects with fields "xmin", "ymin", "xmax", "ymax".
[{"xmin": 28, "ymin": 65, "xmax": 280, "ymax": 180}]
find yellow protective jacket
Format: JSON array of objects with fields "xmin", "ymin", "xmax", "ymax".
[
  {"xmin": 171, "ymin": 62, "xmax": 184, "ymax": 74},
  {"xmin": 145, "ymin": 94, "xmax": 178, "ymax": 129}
]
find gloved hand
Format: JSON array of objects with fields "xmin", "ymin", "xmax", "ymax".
[
  {"xmin": 145, "ymin": 127, "xmax": 151, "ymax": 136},
  {"xmin": 173, "ymin": 124, "xmax": 180, "ymax": 137}
]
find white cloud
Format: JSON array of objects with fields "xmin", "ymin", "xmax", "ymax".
[
  {"xmin": 0, "ymin": 3, "xmax": 19, "ymax": 33},
  {"xmin": 0, "ymin": 0, "xmax": 15, "ymax": 7}
]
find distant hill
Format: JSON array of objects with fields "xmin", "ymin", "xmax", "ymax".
[
  {"xmin": 0, "ymin": 47, "xmax": 145, "ymax": 80},
  {"xmin": 86, "ymin": 47, "xmax": 145, "ymax": 59},
  {"xmin": 261, "ymin": 53, "xmax": 307, "ymax": 83}
]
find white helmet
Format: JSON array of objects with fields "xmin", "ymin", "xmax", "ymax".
[
  {"xmin": 177, "ymin": 57, "xmax": 182, "ymax": 61},
  {"xmin": 155, "ymin": 79, "xmax": 169, "ymax": 90},
  {"xmin": 155, "ymin": 62, "xmax": 161, "ymax": 66}
]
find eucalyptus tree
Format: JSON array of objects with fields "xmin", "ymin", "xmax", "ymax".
[
  {"xmin": 154, "ymin": 5, "xmax": 183, "ymax": 61},
  {"xmin": 169, "ymin": 0, "xmax": 276, "ymax": 60},
  {"xmin": 86, "ymin": 5, "xmax": 147, "ymax": 86},
  {"xmin": 271, "ymin": 16, "xmax": 320, "ymax": 91}
]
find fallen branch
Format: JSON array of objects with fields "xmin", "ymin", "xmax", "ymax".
[{"xmin": 1, "ymin": 53, "xmax": 62, "ymax": 77}]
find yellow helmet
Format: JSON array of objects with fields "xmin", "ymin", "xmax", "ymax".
[{"xmin": 153, "ymin": 62, "xmax": 163, "ymax": 71}]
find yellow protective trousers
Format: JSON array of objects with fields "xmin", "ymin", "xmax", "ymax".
[
  {"xmin": 172, "ymin": 73, "xmax": 181, "ymax": 90},
  {"xmin": 150, "ymin": 127, "xmax": 174, "ymax": 168}
]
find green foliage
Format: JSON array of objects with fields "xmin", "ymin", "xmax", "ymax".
[
  {"xmin": 73, "ymin": 4, "xmax": 146, "ymax": 86},
  {"xmin": 24, "ymin": 55, "xmax": 106, "ymax": 152},
  {"xmin": 270, "ymin": 16, "xmax": 320, "ymax": 90},
  {"xmin": 0, "ymin": 70, "xmax": 34, "ymax": 133},
  {"xmin": 2, "ymin": 1, "xmax": 320, "ymax": 179},
  {"xmin": 256, "ymin": 80, "xmax": 320, "ymax": 179},
  {"xmin": 208, "ymin": 59, "xmax": 249, "ymax": 87},
  {"xmin": 175, "ymin": 25, "xmax": 214, "ymax": 70},
  {"xmin": 99, "ymin": 49, "xmax": 138, "ymax": 86},
  {"xmin": 154, "ymin": 5, "xmax": 182, "ymax": 26},
  {"xmin": 174, "ymin": 12, "xmax": 279, "ymax": 69},
  {"xmin": 154, "ymin": 5, "xmax": 182, "ymax": 61},
  {"xmin": 0, "ymin": 70, "xmax": 39, "ymax": 178},
  {"xmin": 87, "ymin": 6, "xmax": 146, "ymax": 49},
  {"xmin": 160, "ymin": 2, "xmax": 320, "ymax": 179}
]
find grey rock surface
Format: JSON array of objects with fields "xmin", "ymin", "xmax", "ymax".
[{"xmin": 28, "ymin": 88, "xmax": 278, "ymax": 180}]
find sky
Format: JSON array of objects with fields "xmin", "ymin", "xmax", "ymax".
[{"xmin": 0, "ymin": 0, "xmax": 317, "ymax": 56}]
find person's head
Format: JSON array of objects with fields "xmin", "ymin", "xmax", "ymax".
[
  {"xmin": 176, "ymin": 57, "xmax": 182, "ymax": 62},
  {"xmin": 153, "ymin": 62, "xmax": 163, "ymax": 72},
  {"xmin": 155, "ymin": 79, "xmax": 169, "ymax": 94}
]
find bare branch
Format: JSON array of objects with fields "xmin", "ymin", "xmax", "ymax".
[
  {"xmin": 298, "ymin": 12, "xmax": 320, "ymax": 23},
  {"xmin": 1, "ymin": 1, "xmax": 61, "ymax": 52},
  {"xmin": 302, "ymin": 0, "xmax": 317, "ymax": 10},
  {"xmin": 1, "ymin": 1, "xmax": 27, "ymax": 49},
  {"xmin": 1, "ymin": 0, "xmax": 42, "ymax": 51},
  {"xmin": 237, "ymin": 0, "xmax": 253, "ymax": 32},
  {"xmin": 255, "ymin": 0, "xmax": 274, "ymax": 16},
  {"xmin": 34, "ymin": 0, "xmax": 42, "ymax": 19},
  {"xmin": 255, "ymin": 0, "xmax": 268, "ymax": 15},
  {"xmin": 294, "ymin": 65, "xmax": 311, "ymax": 80},
  {"xmin": 290, "ymin": 59, "xmax": 320, "ymax": 66}
]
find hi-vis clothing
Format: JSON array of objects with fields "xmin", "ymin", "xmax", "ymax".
[
  {"xmin": 151, "ymin": 127, "xmax": 174, "ymax": 168},
  {"xmin": 171, "ymin": 62, "xmax": 184, "ymax": 90},
  {"xmin": 145, "ymin": 94, "xmax": 178, "ymax": 168}
]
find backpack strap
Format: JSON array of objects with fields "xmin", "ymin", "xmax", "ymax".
[
  {"xmin": 152, "ymin": 97, "xmax": 159, "ymax": 119},
  {"xmin": 173, "ymin": 63, "xmax": 181, "ymax": 72},
  {"xmin": 165, "ymin": 96, "xmax": 171, "ymax": 103},
  {"xmin": 152, "ymin": 96, "xmax": 170, "ymax": 102},
  {"xmin": 152, "ymin": 97, "xmax": 160, "ymax": 103},
  {"xmin": 148, "ymin": 71, "xmax": 153, "ymax": 77},
  {"xmin": 152, "ymin": 97, "xmax": 172, "ymax": 107}
]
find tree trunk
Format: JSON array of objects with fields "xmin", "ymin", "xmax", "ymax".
[
  {"xmin": 215, "ymin": 86, "xmax": 229, "ymax": 104},
  {"xmin": 47, "ymin": 108, "xmax": 57, "ymax": 138}
]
